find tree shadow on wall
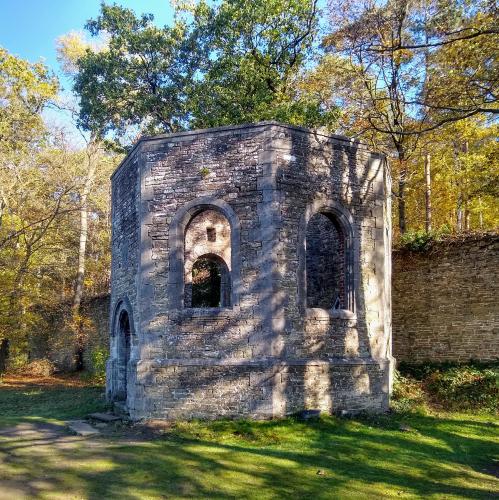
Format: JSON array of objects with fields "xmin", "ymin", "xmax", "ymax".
[
  {"xmin": 277, "ymin": 127, "xmax": 387, "ymax": 412},
  {"xmin": 137, "ymin": 125, "xmax": 388, "ymax": 418}
]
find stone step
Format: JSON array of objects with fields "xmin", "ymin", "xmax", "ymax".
[
  {"xmin": 67, "ymin": 420, "xmax": 100, "ymax": 436},
  {"xmin": 87, "ymin": 412, "xmax": 121, "ymax": 423},
  {"xmin": 113, "ymin": 400, "xmax": 129, "ymax": 417}
]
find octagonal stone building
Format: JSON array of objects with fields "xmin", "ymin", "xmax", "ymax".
[{"xmin": 107, "ymin": 122, "xmax": 393, "ymax": 420}]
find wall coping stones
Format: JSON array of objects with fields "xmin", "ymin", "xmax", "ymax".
[
  {"xmin": 393, "ymin": 232, "xmax": 498, "ymax": 256},
  {"xmin": 111, "ymin": 121, "xmax": 384, "ymax": 180}
]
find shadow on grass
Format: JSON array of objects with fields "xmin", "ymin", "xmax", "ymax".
[
  {"xmin": 0, "ymin": 377, "xmax": 498, "ymax": 499},
  {"xmin": 0, "ymin": 375, "xmax": 108, "ymax": 423}
]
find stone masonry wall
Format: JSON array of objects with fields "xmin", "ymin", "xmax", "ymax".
[
  {"xmin": 107, "ymin": 148, "xmax": 141, "ymax": 397},
  {"xmin": 33, "ymin": 235, "xmax": 496, "ymax": 376},
  {"xmin": 110, "ymin": 152, "xmax": 140, "ymax": 324},
  {"xmin": 33, "ymin": 233, "xmax": 497, "ymax": 374},
  {"xmin": 273, "ymin": 126, "xmax": 390, "ymax": 364},
  {"xmin": 392, "ymin": 234, "xmax": 499, "ymax": 363},
  {"xmin": 109, "ymin": 122, "xmax": 392, "ymax": 420},
  {"xmin": 29, "ymin": 294, "xmax": 110, "ymax": 373}
]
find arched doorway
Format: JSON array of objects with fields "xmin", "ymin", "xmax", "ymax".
[{"xmin": 117, "ymin": 309, "xmax": 131, "ymax": 401}]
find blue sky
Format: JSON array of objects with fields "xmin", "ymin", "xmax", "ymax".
[
  {"xmin": 0, "ymin": 0, "xmax": 174, "ymax": 74},
  {"xmin": 0, "ymin": 1, "xmax": 175, "ymax": 141}
]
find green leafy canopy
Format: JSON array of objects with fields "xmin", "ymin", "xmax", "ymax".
[{"xmin": 73, "ymin": 1, "xmax": 338, "ymax": 144}]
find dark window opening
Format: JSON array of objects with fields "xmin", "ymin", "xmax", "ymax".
[
  {"xmin": 306, "ymin": 212, "xmax": 346, "ymax": 309},
  {"xmin": 207, "ymin": 227, "xmax": 216, "ymax": 242},
  {"xmin": 191, "ymin": 254, "xmax": 231, "ymax": 307}
]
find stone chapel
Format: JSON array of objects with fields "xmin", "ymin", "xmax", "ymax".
[{"xmin": 106, "ymin": 121, "xmax": 393, "ymax": 420}]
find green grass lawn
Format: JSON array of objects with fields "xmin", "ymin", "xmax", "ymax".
[{"xmin": 0, "ymin": 375, "xmax": 498, "ymax": 499}]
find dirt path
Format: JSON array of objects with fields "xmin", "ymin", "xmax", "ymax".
[{"xmin": 0, "ymin": 421, "xmax": 106, "ymax": 499}]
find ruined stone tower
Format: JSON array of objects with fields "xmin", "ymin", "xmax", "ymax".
[{"xmin": 107, "ymin": 122, "xmax": 393, "ymax": 420}]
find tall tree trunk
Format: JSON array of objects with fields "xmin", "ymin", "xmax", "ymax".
[
  {"xmin": 463, "ymin": 141, "xmax": 470, "ymax": 232},
  {"xmin": 397, "ymin": 151, "xmax": 408, "ymax": 235},
  {"xmin": 73, "ymin": 191, "xmax": 89, "ymax": 314},
  {"xmin": 8, "ymin": 245, "xmax": 32, "ymax": 359},
  {"xmin": 72, "ymin": 139, "xmax": 98, "ymax": 371},
  {"xmin": 422, "ymin": 3, "xmax": 432, "ymax": 235},
  {"xmin": 9, "ymin": 245, "xmax": 32, "ymax": 310},
  {"xmin": 454, "ymin": 141, "xmax": 463, "ymax": 232},
  {"xmin": 456, "ymin": 196, "xmax": 464, "ymax": 232},
  {"xmin": 478, "ymin": 196, "xmax": 483, "ymax": 229},
  {"xmin": 0, "ymin": 339, "xmax": 9, "ymax": 373},
  {"xmin": 456, "ymin": 141, "xmax": 470, "ymax": 233},
  {"xmin": 465, "ymin": 205, "xmax": 471, "ymax": 231},
  {"xmin": 424, "ymin": 152, "xmax": 432, "ymax": 233},
  {"xmin": 0, "ymin": 197, "xmax": 5, "ymax": 229}
]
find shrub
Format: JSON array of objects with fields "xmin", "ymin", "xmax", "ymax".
[
  {"xmin": 399, "ymin": 226, "xmax": 452, "ymax": 252},
  {"xmin": 391, "ymin": 371, "xmax": 428, "ymax": 413},
  {"xmin": 425, "ymin": 366, "xmax": 498, "ymax": 412},
  {"xmin": 199, "ymin": 166, "xmax": 210, "ymax": 177},
  {"xmin": 17, "ymin": 359, "xmax": 56, "ymax": 377},
  {"xmin": 395, "ymin": 362, "xmax": 499, "ymax": 413},
  {"xmin": 89, "ymin": 347, "xmax": 108, "ymax": 384}
]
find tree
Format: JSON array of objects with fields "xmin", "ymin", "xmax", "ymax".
[
  {"xmin": 402, "ymin": 116, "xmax": 498, "ymax": 233},
  {"xmin": 69, "ymin": 136, "xmax": 114, "ymax": 370},
  {"xmin": 71, "ymin": 4, "xmax": 205, "ymax": 142},
  {"xmin": 0, "ymin": 47, "xmax": 58, "ymax": 228},
  {"xmin": 321, "ymin": 0, "xmax": 498, "ymax": 234},
  {"xmin": 0, "ymin": 48, "xmax": 60, "ymax": 363},
  {"xmin": 0, "ymin": 47, "xmax": 117, "ymax": 370},
  {"xmin": 0, "ymin": 139, "xmax": 76, "ymax": 363},
  {"xmin": 0, "ymin": 126, "xmax": 115, "ymax": 368},
  {"xmin": 57, "ymin": 36, "xmax": 119, "ymax": 370},
  {"xmin": 186, "ymin": 0, "xmax": 338, "ymax": 129},
  {"xmin": 71, "ymin": 1, "xmax": 337, "ymax": 147}
]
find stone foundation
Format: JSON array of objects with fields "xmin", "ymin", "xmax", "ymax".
[{"xmin": 128, "ymin": 359, "xmax": 390, "ymax": 420}]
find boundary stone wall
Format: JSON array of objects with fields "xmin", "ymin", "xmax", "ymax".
[
  {"xmin": 28, "ymin": 234, "xmax": 498, "ymax": 375},
  {"xmin": 28, "ymin": 294, "xmax": 110, "ymax": 373},
  {"xmin": 392, "ymin": 234, "xmax": 499, "ymax": 363}
]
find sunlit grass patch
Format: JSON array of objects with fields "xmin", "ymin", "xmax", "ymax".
[{"xmin": 0, "ymin": 374, "xmax": 497, "ymax": 499}]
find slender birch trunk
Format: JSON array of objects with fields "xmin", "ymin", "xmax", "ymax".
[
  {"xmin": 397, "ymin": 152, "xmax": 408, "ymax": 235},
  {"xmin": 454, "ymin": 142, "xmax": 463, "ymax": 232},
  {"xmin": 478, "ymin": 197, "xmax": 483, "ymax": 229},
  {"xmin": 424, "ymin": 152, "xmax": 432, "ymax": 233},
  {"xmin": 72, "ymin": 138, "xmax": 98, "ymax": 370}
]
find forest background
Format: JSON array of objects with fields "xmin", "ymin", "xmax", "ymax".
[{"xmin": 0, "ymin": 0, "xmax": 497, "ymax": 369}]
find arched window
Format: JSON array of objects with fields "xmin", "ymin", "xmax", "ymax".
[
  {"xmin": 183, "ymin": 208, "xmax": 232, "ymax": 308},
  {"xmin": 306, "ymin": 211, "xmax": 353, "ymax": 311},
  {"xmin": 168, "ymin": 197, "xmax": 241, "ymax": 310},
  {"xmin": 191, "ymin": 254, "xmax": 231, "ymax": 307}
]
